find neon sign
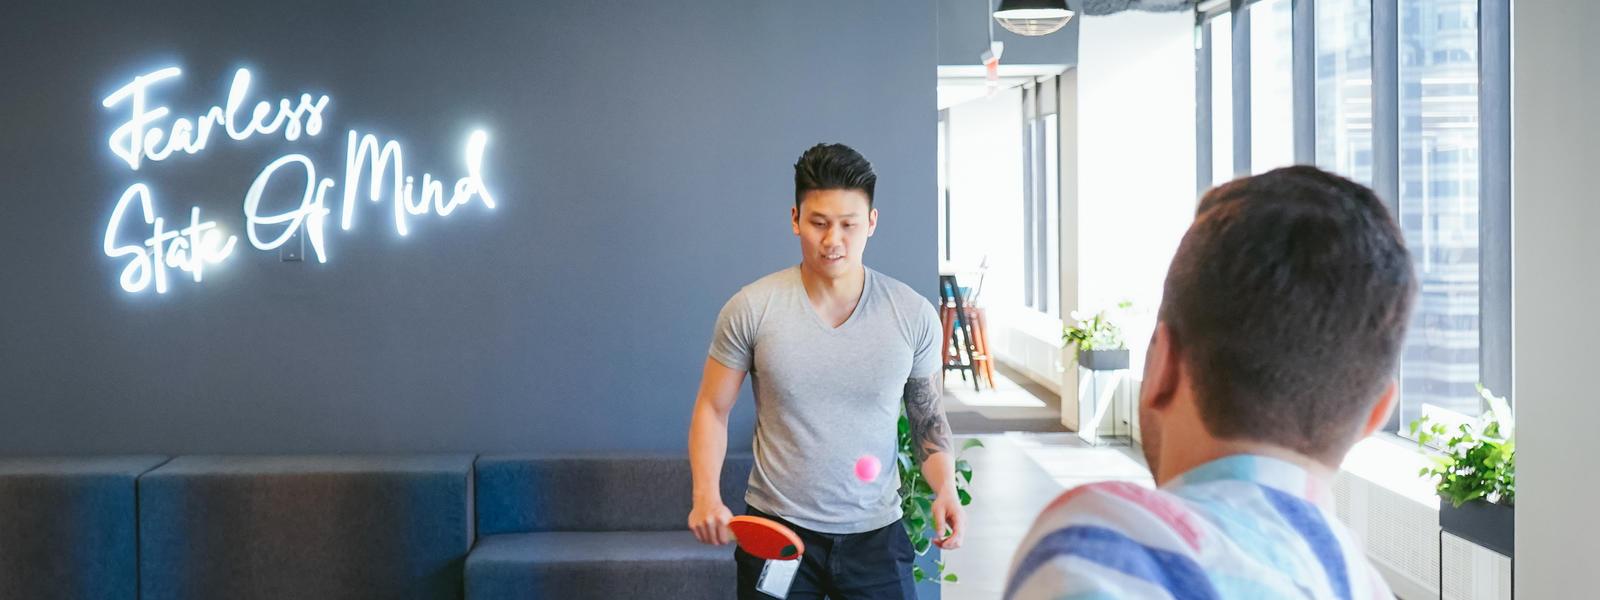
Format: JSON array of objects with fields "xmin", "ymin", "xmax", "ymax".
[
  {"xmin": 100, "ymin": 65, "xmax": 496, "ymax": 293},
  {"xmin": 103, "ymin": 183, "xmax": 237, "ymax": 294}
]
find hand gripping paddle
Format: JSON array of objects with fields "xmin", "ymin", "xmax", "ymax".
[{"xmin": 728, "ymin": 515, "xmax": 805, "ymax": 561}]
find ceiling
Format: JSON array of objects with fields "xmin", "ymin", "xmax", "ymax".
[{"xmin": 1073, "ymin": 0, "xmax": 1194, "ymax": 15}]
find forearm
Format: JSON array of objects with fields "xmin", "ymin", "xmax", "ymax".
[
  {"xmin": 688, "ymin": 398, "xmax": 730, "ymax": 503},
  {"xmin": 904, "ymin": 374, "xmax": 955, "ymax": 491},
  {"xmin": 920, "ymin": 450, "xmax": 958, "ymax": 496}
]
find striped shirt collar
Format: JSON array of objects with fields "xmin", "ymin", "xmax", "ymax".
[{"xmin": 1165, "ymin": 454, "xmax": 1335, "ymax": 508}]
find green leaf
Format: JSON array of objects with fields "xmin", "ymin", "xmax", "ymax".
[
  {"xmin": 944, "ymin": 573, "xmax": 959, "ymax": 583},
  {"xmin": 896, "ymin": 396, "xmax": 976, "ymax": 587},
  {"xmin": 1412, "ymin": 388, "xmax": 1516, "ymax": 512}
]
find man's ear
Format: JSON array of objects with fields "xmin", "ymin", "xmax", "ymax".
[
  {"xmin": 1360, "ymin": 379, "xmax": 1400, "ymax": 438},
  {"xmin": 791, "ymin": 206, "xmax": 800, "ymax": 236},
  {"xmin": 867, "ymin": 208, "xmax": 879, "ymax": 237},
  {"xmin": 1140, "ymin": 322, "xmax": 1181, "ymax": 411}
]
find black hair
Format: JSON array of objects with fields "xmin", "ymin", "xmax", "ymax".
[{"xmin": 794, "ymin": 143, "xmax": 876, "ymax": 209}]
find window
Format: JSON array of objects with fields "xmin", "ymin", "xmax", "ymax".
[
  {"xmin": 1314, "ymin": 0, "xmax": 1374, "ymax": 186},
  {"xmin": 1022, "ymin": 85, "xmax": 1037, "ymax": 310},
  {"xmin": 1200, "ymin": 0, "xmax": 1511, "ymax": 436},
  {"xmin": 1210, "ymin": 16, "xmax": 1234, "ymax": 185},
  {"xmin": 1436, "ymin": 6, "xmax": 1471, "ymax": 31},
  {"xmin": 1021, "ymin": 80, "xmax": 1062, "ymax": 317},
  {"xmin": 1250, "ymin": 0, "xmax": 1295, "ymax": 173},
  {"xmin": 1043, "ymin": 111, "xmax": 1060, "ymax": 316},
  {"xmin": 1398, "ymin": 0, "xmax": 1482, "ymax": 424}
]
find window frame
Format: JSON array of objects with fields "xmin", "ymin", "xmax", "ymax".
[
  {"xmin": 1021, "ymin": 84, "xmax": 1038, "ymax": 311},
  {"xmin": 1021, "ymin": 78, "xmax": 1063, "ymax": 318}
]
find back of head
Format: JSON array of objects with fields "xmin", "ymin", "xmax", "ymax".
[{"xmin": 1161, "ymin": 166, "xmax": 1417, "ymax": 462}]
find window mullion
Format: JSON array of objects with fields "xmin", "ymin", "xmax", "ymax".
[
  {"xmin": 1480, "ymin": 0, "xmax": 1512, "ymax": 404},
  {"xmin": 1233, "ymin": 0, "xmax": 1252, "ymax": 176},
  {"xmin": 1197, "ymin": 20, "xmax": 1214, "ymax": 195},
  {"xmin": 1372, "ymin": 0, "xmax": 1400, "ymax": 215},
  {"xmin": 1292, "ymin": 0, "xmax": 1315, "ymax": 164}
]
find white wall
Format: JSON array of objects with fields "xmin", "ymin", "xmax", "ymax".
[
  {"xmin": 946, "ymin": 86, "xmax": 1025, "ymax": 312},
  {"xmin": 1068, "ymin": 11, "xmax": 1197, "ymax": 426},
  {"xmin": 1513, "ymin": 0, "xmax": 1600, "ymax": 596}
]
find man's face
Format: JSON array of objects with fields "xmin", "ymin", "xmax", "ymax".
[{"xmin": 792, "ymin": 189, "xmax": 877, "ymax": 279}]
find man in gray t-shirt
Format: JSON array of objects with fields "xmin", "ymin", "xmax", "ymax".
[{"xmin": 688, "ymin": 143, "xmax": 964, "ymax": 599}]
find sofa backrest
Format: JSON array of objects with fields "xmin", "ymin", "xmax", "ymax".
[
  {"xmin": 0, "ymin": 456, "xmax": 167, "ymax": 600},
  {"xmin": 138, "ymin": 455, "xmax": 475, "ymax": 600},
  {"xmin": 474, "ymin": 454, "xmax": 753, "ymax": 535}
]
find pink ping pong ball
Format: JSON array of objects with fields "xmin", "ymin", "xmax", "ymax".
[{"xmin": 854, "ymin": 455, "xmax": 882, "ymax": 483}]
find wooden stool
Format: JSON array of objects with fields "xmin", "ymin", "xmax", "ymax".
[
  {"xmin": 938, "ymin": 275, "xmax": 994, "ymax": 390},
  {"xmin": 966, "ymin": 306, "xmax": 996, "ymax": 389}
]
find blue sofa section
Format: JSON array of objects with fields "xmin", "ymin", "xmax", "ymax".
[
  {"xmin": 0, "ymin": 452, "xmax": 943, "ymax": 599},
  {"xmin": 466, "ymin": 454, "xmax": 754, "ymax": 599},
  {"xmin": 137, "ymin": 455, "xmax": 475, "ymax": 600},
  {"xmin": 0, "ymin": 456, "xmax": 166, "ymax": 600}
]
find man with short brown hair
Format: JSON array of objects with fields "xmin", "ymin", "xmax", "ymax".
[{"xmin": 1007, "ymin": 166, "xmax": 1415, "ymax": 599}]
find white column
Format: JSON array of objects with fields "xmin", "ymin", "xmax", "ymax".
[{"xmin": 1512, "ymin": 0, "xmax": 1600, "ymax": 596}]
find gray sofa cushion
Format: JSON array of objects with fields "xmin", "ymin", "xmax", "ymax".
[
  {"xmin": 0, "ymin": 456, "xmax": 167, "ymax": 600},
  {"xmin": 465, "ymin": 531, "xmax": 735, "ymax": 599},
  {"xmin": 475, "ymin": 453, "xmax": 753, "ymax": 535},
  {"xmin": 138, "ymin": 455, "xmax": 475, "ymax": 600}
]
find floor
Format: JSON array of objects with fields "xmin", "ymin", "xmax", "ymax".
[
  {"xmin": 942, "ymin": 363, "xmax": 1068, "ymax": 434},
  {"xmin": 935, "ymin": 366, "xmax": 1152, "ymax": 600}
]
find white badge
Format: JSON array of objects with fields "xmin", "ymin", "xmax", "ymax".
[{"xmin": 756, "ymin": 558, "xmax": 800, "ymax": 599}]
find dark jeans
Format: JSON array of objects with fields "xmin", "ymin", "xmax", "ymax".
[{"xmin": 735, "ymin": 507, "xmax": 917, "ymax": 600}]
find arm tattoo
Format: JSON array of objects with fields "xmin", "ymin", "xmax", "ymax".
[{"xmin": 904, "ymin": 375, "xmax": 952, "ymax": 464}]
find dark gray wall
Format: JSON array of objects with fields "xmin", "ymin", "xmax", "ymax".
[
  {"xmin": 0, "ymin": 1, "xmax": 937, "ymax": 455},
  {"xmin": 938, "ymin": 0, "xmax": 1079, "ymax": 66}
]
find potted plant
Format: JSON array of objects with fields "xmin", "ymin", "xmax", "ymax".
[
  {"xmin": 1409, "ymin": 384, "xmax": 1515, "ymax": 557},
  {"xmin": 1063, "ymin": 302, "xmax": 1130, "ymax": 371},
  {"xmin": 897, "ymin": 412, "xmax": 982, "ymax": 587}
]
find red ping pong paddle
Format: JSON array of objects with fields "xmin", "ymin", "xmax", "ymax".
[{"xmin": 728, "ymin": 515, "xmax": 805, "ymax": 561}]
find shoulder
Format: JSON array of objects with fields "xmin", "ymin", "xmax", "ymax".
[
  {"xmin": 740, "ymin": 266, "xmax": 800, "ymax": 297},
  {"xmin": 1007, "ymin": 482, "xmax": 1212, "ymax": 599},
  {"xmin": 869, "ymin": 268, "xmax": 928, "ymax": 301},
  {"xmin": 724, "ymin": 266, "xmax": 799, "ymax": 307},
  {"xmin": 868, "ymin": 269, "xmax": 937, "ymax": 318},
  {"xmin": 1020, "ymin": 481, "xmax": 1207, "ymax": 559}
]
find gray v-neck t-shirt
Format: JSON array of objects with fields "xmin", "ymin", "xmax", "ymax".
[{"xmin": 708, "ymin": 265, "xmax": 942, "ymax": 534}]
